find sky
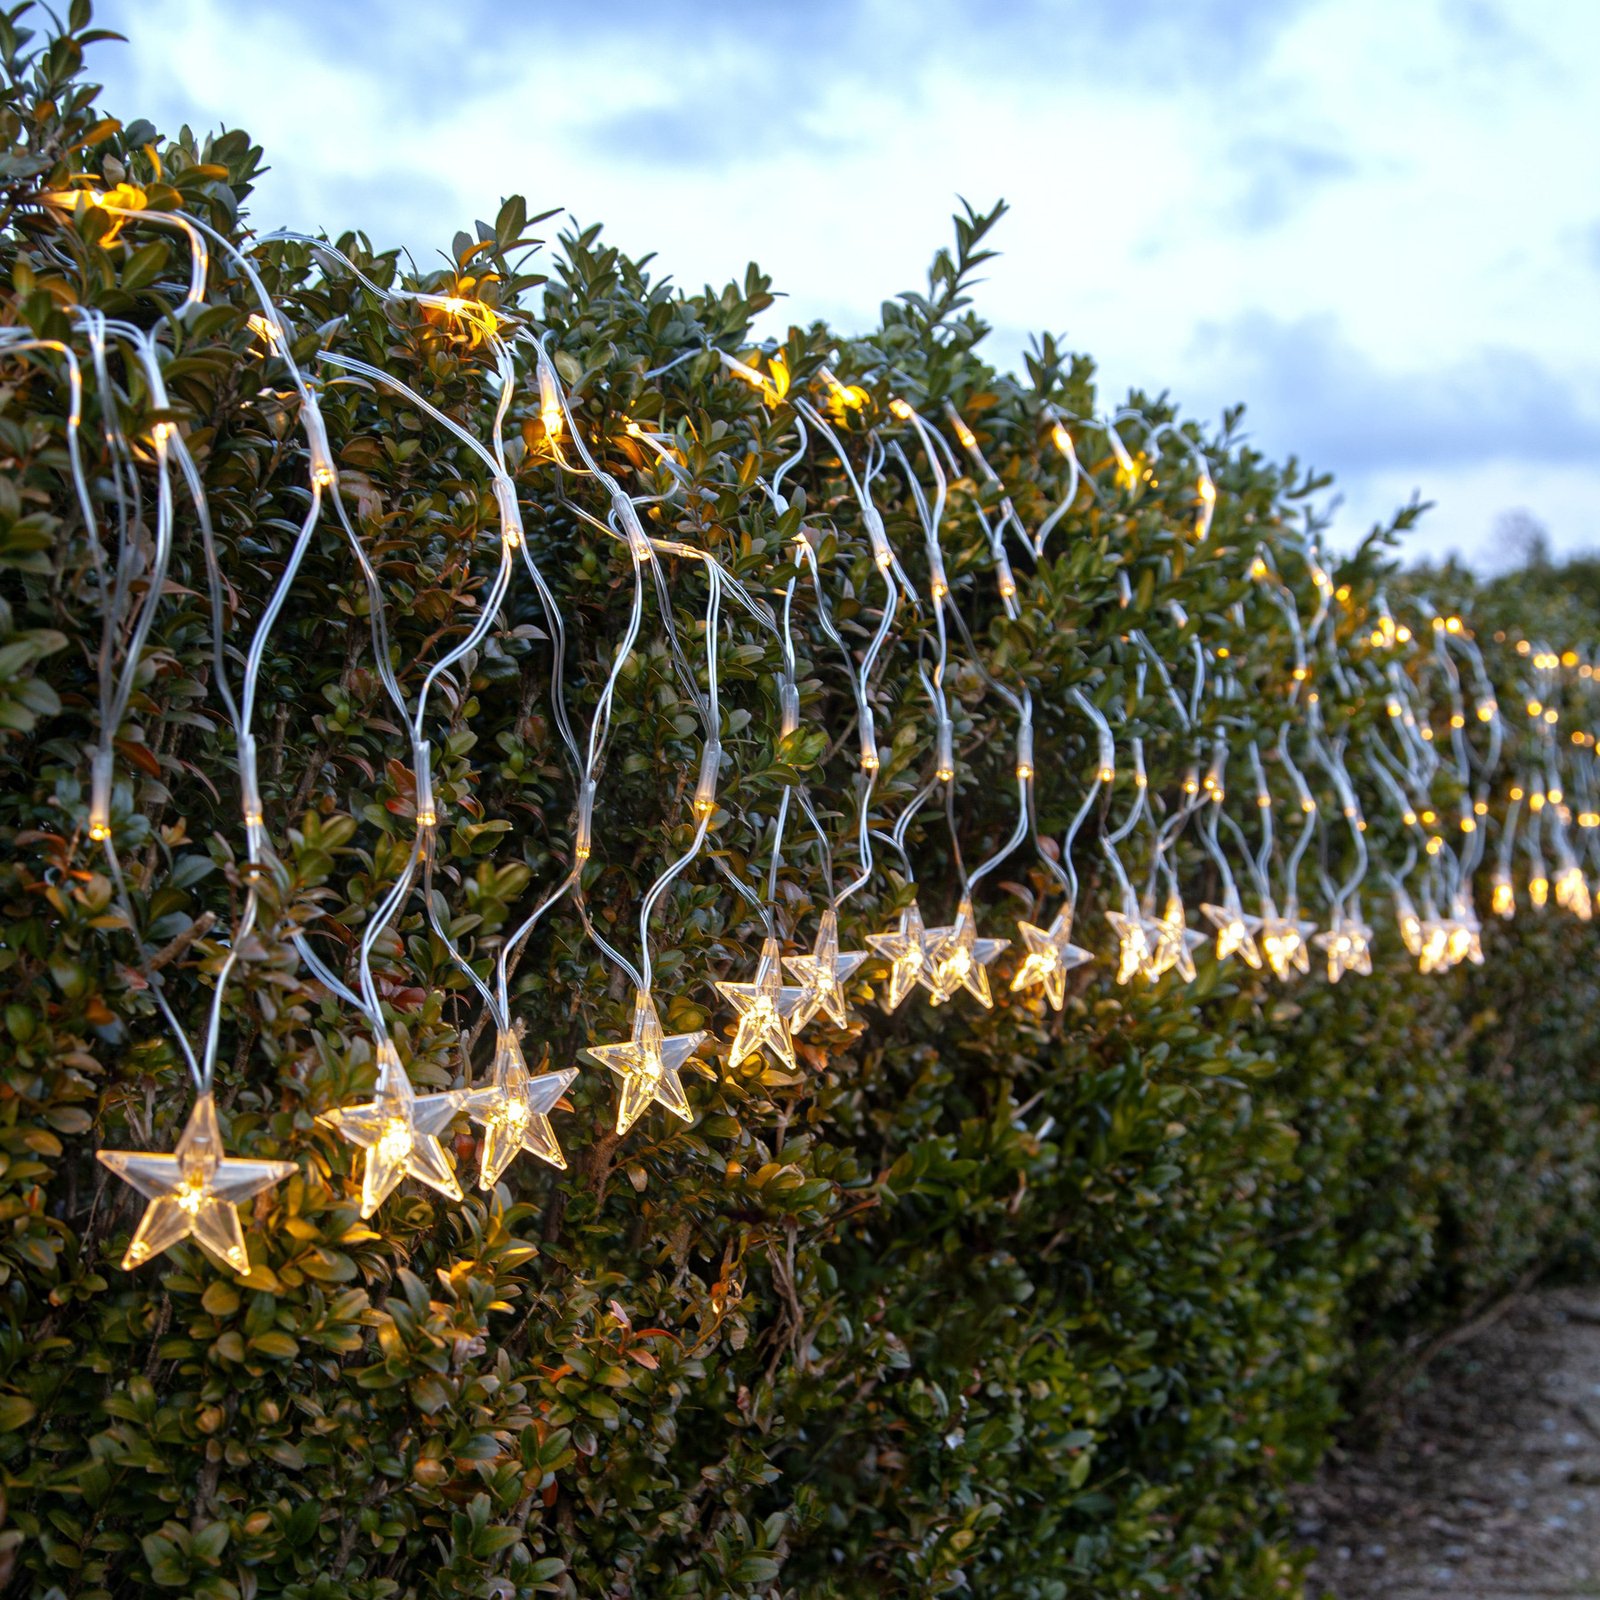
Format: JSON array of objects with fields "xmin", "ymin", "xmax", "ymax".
[{"xmin": 86, "ymin": 0, "xmax": 1600, "ymax": 570}]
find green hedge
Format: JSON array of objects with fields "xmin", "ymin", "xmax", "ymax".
[{"xmin": 1, "ymin": 9, "xmax": 1597, "ymax": 1597}]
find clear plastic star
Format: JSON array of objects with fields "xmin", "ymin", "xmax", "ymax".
[
  {"xmin": 926, "ymin": 897, "xmax": 1011, "ymax": 1007},
  {"xmin": 715, "ymin": 934, "xmax": 807, "ymax": 1069},
  {"xmin": 1144, "ymin": 895, "xmax": 1206, "ymax": 983},
  {"xmin": 1313, "ymin": 913, "xmax": 1373, "ymax": 983},
  {"xmin": 584, "ymin": 988, "xmax": 705, "ymax": 1136},
  {"xmin": 1258, "ymin": 903, "xmax": 1316, "ymax": 980},
  {"xmin": 1010, "ymin": 905, "xmax": 1093, "ymax": 1010},
  {"xmin": 318, "ymin": 1037, "xmax": 476, "ymax": 1217},
  {"xmin": 98, "ymin": 1092, "xmax": 295, "ymax": 1273},
  {"xmin": 1555, "ymin": 864, "xmax": 1592, "ymax": 922},
  {"xmin": 783, "ymin": 907, "xmax": 869, "ymax": 1034},
  {"xmin": 466, "ymin": 1028, "xmax": 578, "ymax": 1186},
  {"xmin": 1105, "ymin": 906, "xmax": 1152, "ymax": 985},
  {"xmin": 1394, "ymin": 889, "xmax": 1425, "ymax": 957},
  {"xmin": 1446, "ymin": 898, "xmax": 1486, "ymax": 966},
  {"xmin": 1200, "ymin": 892, "xmax": 1264, "ymax": 969},
  {"xmin": 1417, "ymin": 917, "xmax": 1452, "ymax": 974},
  {"xmin": 866, "ymin": 900, "xmax": 943, "ymax": 1013}
]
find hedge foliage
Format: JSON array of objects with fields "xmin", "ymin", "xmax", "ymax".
[{"xmin": 0, "ymin": 8, "xmax": 1597, "ymax": 1597}]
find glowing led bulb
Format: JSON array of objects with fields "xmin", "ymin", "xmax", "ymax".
[
  {"xmin": 784, "ymin": 907, "xmax": 869, "ymax": 1034},
  {"xmin": 1145, "ymin": 895, "xmax": 1205, "ymax": 983},
  {"xmin": 1010, "ymin": 906, "xmax": 1093, "ymax": 1010},
  {"xmin": 1447, "ymin": 900, "xmax": 1485, "ymax": 965},
  {"xmin": 1530, "ymin": 873, "xmax": 1550, "ymax": 908},
  {"xmin": 1051, "ymin": 421, "xmax": 1074, "ymax": 457},
  {"xmin": 1258, "ymin": 902, "xmax": 1316, "ymax": 980},
  {"xmin": 97, "ymin": 1093, "xmax": 295, "ymax": 1273},
  {"xmin": 866, "ymin": 902, "xmax": 942, "ymax": 1013},
  {"xmin": 1200, "ymin": 893, "xmax": 1264, "ymax": 970},
  {"xmin": 716, "ymin": 935, "xmax": 807, "ymax": 1069},
  {"xmin": 1491, "ymin": 874, "xmax": 1515, "ymax": 919},
  {"xmin": 924, "ymin": 897, "xmax": 1010, "ymax": 1008},
  {"xmin": 1555, "ymin": 864, "xmax": 1593, "ymax": 922},
  {"xmin": 889, "ymin": 397, "xmax": 914, "ymax": 421},
  {"xmin": 538, "ymin": 364, "xmax": 564, "ymax": 443},
  {"xmin": 317, "ymin": 1038, "xmax": 475, "ymax": 1216},
  {"xmin": 584, "ymin": 989, "xmax": 705, "ymax": 1136},
  {"xmin": 465, "ymin": 1029, "xmax": 577, "ymax": 1186},
  {"xmin": 1314, "ymin": 914, "xmax": 1373, "ymax": 984},
  {"xmin": 1105, "ymin": 906, "xmax": 1152, "ymax": 985},
  {"xmin": 951, "ymin": 415, "xmax": 978, "ymax": 451}
]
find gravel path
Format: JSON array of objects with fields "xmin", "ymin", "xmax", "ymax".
[{"xmin": 1298, "ymin": 1286, "xmax": 1600, "ymax": 1599}]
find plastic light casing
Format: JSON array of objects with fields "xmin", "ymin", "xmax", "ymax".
[
  {"xmin": 858, "ymin": 706, "xmax": 879, "ymax": 772},
  {"xmin": 304, "ymin": 408, "xmax": 337, "ymax": 488},
  {"xmin": 574, "ymin": 777, "xmax": 596, "ymax": 861},
  {"xmin": 694, "ymin": 739, "xmax": 721, "ymax": 815},
  {"xmin": 88, "ymin": 745, "xmax": 115, "ymax": 841},
  {"xmin": 413, "ymin": 741, "xmax": 436, "ymax": 828},
  {"xmin": 494, "ymin": 478, "xmax": 523, "ymax": 548},
  {"xmin": 1015, "ymin": 716, "xmax": 1034, "ymax": 781}
]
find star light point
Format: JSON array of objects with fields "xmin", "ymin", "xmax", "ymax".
[
  {"xmin": 715, "ymin": 934, "xmax": 807, "ymax": 1069},
  {"xmin": 584, "ymin": 989, "xmax": 705, "ymax": 1136},
  {"xmin": 1313, "ymin": 912, "xmax": 1374, "ymax": 983},
  {"xmin": 1010, "ymin": 905, "xmax": 1093, "ymax": 1010},
  {"xmin": 1105, "ymin": 905, "xmax": 1152, "ymax": 985},
  {"xmin": 1200, "ymin": 893, "xmax": 1263, "ymax": 969},
  {"xmin": 318, "ymin": 1037, "xmax": 476, "ymax": 1217},
  {"xmin": 1259, "ymin": 902, "xmax": 1316, "ymax": 980},
  {"xmin": 925, "ymin": 896, "xmax": 1010, "ymax": 1007},
  {"xmin": 1144, "ymin": 894, "xmax": 1206, "ymax": 983},
  {"xmin": 783, "ymin": 907, "xmax": 869, "ymax": 1034},
  {"xmin": 866, "ymin": 900, "xmax": 942, "ymax": 1012},
  {"xmin": 466, "ymin": 1029, "xmax": 578, "ymax": 1186},
  {"xmin": 98, "ymin": 1092, "xmax": 295, "ymax": 1273}
]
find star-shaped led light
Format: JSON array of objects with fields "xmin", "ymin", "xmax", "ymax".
[
  {"xmin": 1417, "ymin": 916, "xmax": 1452, "ymax": 974},
  {"xmin": 466, "ymin": 1029, "xmax": 578, "ymax": 1186},
  {"xmin": 866, "ymin": 900, "xmax": 942, "ymax": 1013},
  {"xmin": 1258, "ymin": 903, "xmax": 1316, "ymax": 980},
  {"xmin": 1395, "ymin": 890, "xmax": 1425, "ymax": 957},
  {"xmin": 925, "ymin": 896, "xmax": 1011, "ymax": 1007},
  {"xmin": 784, "ymin": 907, "xmax": 868, "ymax": 1033},
  {"xmin": 716, "ymin": 934, "xmax": 807, "ymax": 1069},
  {"xmin": 318, "ymin": 1037, "xmax": 476, "ymax": 1216},
  {"xmin": 1313, "ymin": 912, "xmax": 1373, "ymax": 983},
  {"xmin": 1555, "ymin": 863, "xmax": 1593, "ymax": 921},
  {"xmin": 98, "ymin": 1092, "xmax": 295, "ymax": 1273},
  {"xmin": 1200, "ymin": 892, "xmax": 1264, "ymax": 969},
  {"xmin": 584, "ymin": 988, "xmax": 706, "ymax": 1136},
  {"xmin": 1445, "ymin": 898, "xmax": 1486, "ymax": 965},
  {"xmin": 1010, "ymin": 905, "xmax": 1093, "ymax": 1010},
  {"xmin": 1105, "ymin": 905, "xmax": 1152, "ymax": 985},
  {"xmin": 1144, "ymin": 894, "xmax": 1206, "ymax": 983}
]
